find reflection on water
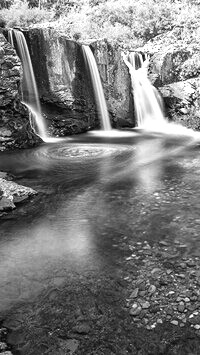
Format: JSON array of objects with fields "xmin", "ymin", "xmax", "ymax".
[{"xmin": 0, "ymin": 132, "xmax": 200, "ymax": 311}]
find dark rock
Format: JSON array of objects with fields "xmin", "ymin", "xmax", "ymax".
[
  {"xmin": 0, "ymin": 32, "xmax": 40, "ymax": 150},
  {"xmin": 178, "ymin": 302, "xmax": 185, "ymax": 313},
  {"xmin": 72, "ymin": 323, "xmax": 90, "ymax": 335},
  {"xmin": 24, "ymin": 28, "xmax": 134, "ymax": 132}
]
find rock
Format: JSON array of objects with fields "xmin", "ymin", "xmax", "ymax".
[
  {"xmin": 25, "ymin": 28, "xmax": 134, "ymax": 133},
  {"xmin": 184, "ymin": 297, "xmax": 190, "ymax": 303},
  {"xmin": 148, "ymin": 285, "xmax": 156, "ymax": 294},
  {"xmin": 178, "ymin": 302, "xmax": 185, "ymax": 313},
  {"xmin": 130, "ymin": 303, "xmax": 142, "ymax": 316},
  {"xmin": 72, "ymin": 323, "xmax": 90, "ymax": 334},
  {"xmin": 0, "ymin": 176, "xmax": 37, "ymax": 216},
  {"xmin": 0, "ymin": 342, "xmax": 7, "ymax": 350},
  {"xmin": 0, "ymin": 196, "xmax": 15, "ymax": 211},
  {"xmin": 0, "ymin": 32, "xmax": 40, "ymax": 150},
  {"xmin": 194, "ymin": 325, "xmax": 200, "ymax": 330},
  {"xmin": 141, "ymin": 301, "xmax": 150, "ymax": 309},
  {"xmin": 149, "ymin": 305, "xmax": 160, "ymax": 314},
  {"xmin": 171, "ymin": 320, "xmax": 179, "ymax": 326},
  {"xmin": 130, "ymin": 288, "xmax": 139, "ymax": 299}
]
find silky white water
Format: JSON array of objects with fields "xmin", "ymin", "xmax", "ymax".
[
  {"xmin": 123, "ymin": 52, "xmax": 166, "ymax": 129},
  {"xmin": 123, "ymin": 51, "xmax": 200, "ymax": 143},
  {"xmin": 82, "ymin": 45, "xmax": 112, "ymax": 131},
  {"xmin": 8, "ymin": 29, "xmax": 48, "ymax": 141}
]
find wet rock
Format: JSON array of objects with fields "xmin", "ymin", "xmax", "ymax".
[
  {"xmin": 0, "ymin": 32, "xmax": 40, "ymax": 150},
  {"xmin": 130, "ymin": 288, "xmax": 139, "ymax": 299},
  {"xmin": 125, "ymin": 239, "xmax": 200, "ymax": 330},
  {"xmin": 0, "ymin": 175, "xmax": 37, "ymax": 216},
  {"xmin": 141, "ymin": 301, "xmax": 150, "ymax": 309},
  {"xmin": 0, "ymin": 196, "xmax": 15, "ymax": 211},
  {"xmin": 148, "ymin": 285, "xmax": 156, "ymax": 294},
  {"xmin": 130, "ymin": 303, "xmax": 142, "ymax": 316},
  {"xmin": 178, "ymin": 302, "xmax": 185, "ymax": 313},
  {"xmin": 72, "ymin": 323, "xmax": 90, "ymax": 335}
]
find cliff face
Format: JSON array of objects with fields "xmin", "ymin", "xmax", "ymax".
[
  {"xmin": 90, "ymin": 40, "xmax": 134, "ymax": 128},
  {"xmin": 24, "ymin": 28, "xmax": 134, "ymax": 134},
  {"xmin": 0, "ymin": 31, "xmax": 40, "ymax": 150}
]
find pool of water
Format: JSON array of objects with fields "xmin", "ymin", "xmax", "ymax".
[{"xmin": 0, "ymin": 130, "xmax": 200, "ymax": 311}]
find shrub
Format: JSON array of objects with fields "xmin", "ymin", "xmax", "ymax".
[{"xmin": 0, "ymin": 0, "xmax": 52, "ymax": 27}]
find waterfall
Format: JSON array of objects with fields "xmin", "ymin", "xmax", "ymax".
[
  {"xmin": 82, "ymin": 45, "xmax": 112, "ymax": 131},
  {"xmin": 8, "ymin": 29, "xmax": 48, "ymax": 141},
  {"xmin": 123, "ymin": 52, "xmax": 167, "ymax": 130}
]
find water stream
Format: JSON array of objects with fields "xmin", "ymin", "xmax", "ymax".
[
  {"xmin": 82, "ymin": 45, "xmax": 112, "ymax": 131},
  {"xmin": 8, "ymin": 29, "xmax": 48, "ymax": 141}
]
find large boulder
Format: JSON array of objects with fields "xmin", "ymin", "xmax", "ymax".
[
  {"xmin": 0, "ymin": 31, "xmax": 40, "ymax": 150},
  {"xmin": 24, "ymin": 28, "xmax": 134, "ymax": 133}
]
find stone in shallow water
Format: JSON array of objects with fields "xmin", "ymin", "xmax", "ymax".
[
  {"xmin": 0, "ymin": 196, "xmax": 15, "ymax": 211},
  {"xmin": 130, "ymin": 288, "xmax": 139, "ymax": 299},
  {"xmin": 130, "ymin": 303, "xmax": 142, "ymax": 316}
]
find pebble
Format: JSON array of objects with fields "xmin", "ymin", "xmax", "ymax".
[
  {"xmin": 0, "ymin": 342, "xmax": 7, "ymax": 350},
  {"xmin": 184, "ymin": 297, "xmax": 190, "ymax": 303},
  {"xmin": 130, "ymin": 288, "xmax": 139, "ymax": 299},
  {"xmin": 178, "ymin": 302, "xmax": 185, "ymax": 313},
  {"xmin": 148, "ymin": 285, "xmax": 156, "ymax": 294},
  {"xmin": 157, "ymin": 319, "xmax": 163, "ymax": 324},
  {"xmin": 125, "ymin": 240, "xmax": 200, "ymax": 331},
  {"xmin": 130, "ymin": 304, "xmax": 142, "ymax": 316},
  {"xmin": 141, "ymin": 301, "xmax": 150, "ymax": 309},
  {"xmin": 186, "ymin": 260, "xmax": 196, "ymax": 267}
]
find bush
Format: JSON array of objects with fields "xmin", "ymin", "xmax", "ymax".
[{"xmin": 0, "ymin": 0, "xmax": 52, "ymax": 27}]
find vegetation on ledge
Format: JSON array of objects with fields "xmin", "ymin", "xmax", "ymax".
[{"xmin": 0, "ymin": 0, "xmax": 200, "ymax": 48}]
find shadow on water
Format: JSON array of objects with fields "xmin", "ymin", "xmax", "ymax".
[{"xmin": 0, "ymin": 131, "xmax": 200, "ymax": 311}]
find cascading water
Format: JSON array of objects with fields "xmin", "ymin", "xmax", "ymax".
[
  {"xmin": 82, "ymin": 45, "xmax": 112, "ymax": 131},
  {"xmin": 123, "ymin": 51, "xmax": 200, "ymax": 143},
  {"xmin": 123, "ymin": 52, "xmax": 167, "ymax": 130},
  {"xmin": 8, "ymin": 29, "xmax": 48, "ymax": 141}
]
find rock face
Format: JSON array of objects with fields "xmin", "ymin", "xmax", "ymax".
[
  {"xmin": 24, "ymin": 28, "xmax": 134, "ymax": 134},
  {"xmin": 90, "ymin": 39, "xmax": 134, "ymax": 128},
  {"xmin": 0, "ymin": 31, "xmax": 40, "ymax": 150},
  {"xmin": 139, "ymin": 31, "xmax": 200, "ymax": 129}
]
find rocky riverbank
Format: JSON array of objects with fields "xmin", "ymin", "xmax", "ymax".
[
  {"xmin": 0, "ymin": 171, "xmax": 37, "ymax": 217},
  {"xmin": 2, "ymin": 235, "xmax": 200, "ymax": 354},
  {"xmin": 123, "ymin": 239, "xmax": 200, "ymax": 331},
  {"xmin": 0, "ymin": 326, "xmax": 13, "ymax": 355}
]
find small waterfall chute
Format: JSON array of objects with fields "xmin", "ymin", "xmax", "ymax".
[
  {"xmin": 82, "ymin": 45, "xmax": 112, "ymax": 131},
  {"xmin": 8, "ymin": 29, "xmax": 48, "ymax": 141},
  {"xmin": 122, "ymin": 51, "xmax": 167, "ymax": 130}
]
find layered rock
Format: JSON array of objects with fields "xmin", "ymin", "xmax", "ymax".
[
  {"xmin": 0, "ymin": 31, "xmax": 40, "ymax": 150},
  {"xmin": 90, "ymin": 39, "xmax": 134, "ymax": 128},
  {"xmin": 24, "ymin": 28, "xmax": 134, "ymax": 134}
]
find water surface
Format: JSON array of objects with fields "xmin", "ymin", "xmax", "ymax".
[{"xmin": 0, "ymin": 131, "xmax": 200, "ymax": 311}]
